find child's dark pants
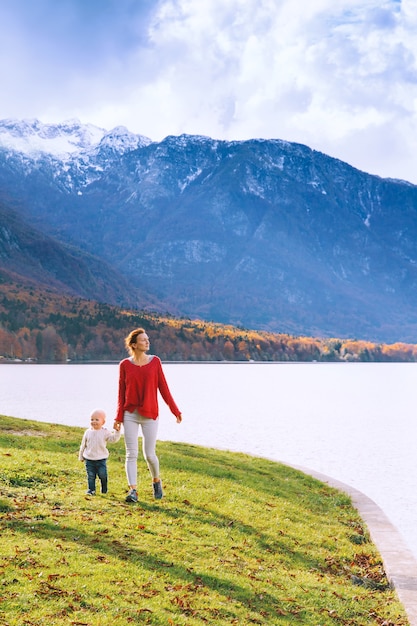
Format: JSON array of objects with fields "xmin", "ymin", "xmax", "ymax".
[{"xmin": 85, "ymin": 459, "xmax": 108, "ymax": 493}]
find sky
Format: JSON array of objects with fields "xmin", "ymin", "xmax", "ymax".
[{"xmin": 1, "ymin": 0, "xmax": 416, "ymax": 183}]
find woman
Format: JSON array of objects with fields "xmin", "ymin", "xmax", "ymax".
[{"xmin": 113, "ymin": 328, "xmax": 182, "ymax": 502}]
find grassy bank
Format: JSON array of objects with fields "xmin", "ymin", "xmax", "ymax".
[{"xmin": 0, "ymin": 415, "xmax": 409, "ymax": 625}]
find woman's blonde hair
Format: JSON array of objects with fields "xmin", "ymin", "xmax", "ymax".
[{"xmin": 124, "ymin": 328, "xmax": 146, "ymax": 355}]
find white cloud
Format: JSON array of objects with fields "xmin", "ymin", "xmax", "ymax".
[{"xmin": 0, "ymin": 0, "xmax": 416, "ymax": 182}]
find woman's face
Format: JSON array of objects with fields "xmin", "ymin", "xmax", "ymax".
[{"xmin": 132, "ymin": 333, "xmax": 150, "ymax": 352}]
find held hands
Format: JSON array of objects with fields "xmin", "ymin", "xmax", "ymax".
[{"xmin": 176, "ymin": 413, "xmax": 182, "ymax": 424}]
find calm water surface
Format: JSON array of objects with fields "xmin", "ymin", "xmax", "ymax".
[{"xmin": 1, "ymin": 362, "xmax": 417, "ymax": 559}]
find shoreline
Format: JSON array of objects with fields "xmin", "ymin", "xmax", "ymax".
[{"xmin": 292, "ymin": 464, "xmax": 417, "ymax": 625}]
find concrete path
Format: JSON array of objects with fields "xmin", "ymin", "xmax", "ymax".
[{"xmin": 292, "ymin": 465, "xmax": 417, "ymax": 626}]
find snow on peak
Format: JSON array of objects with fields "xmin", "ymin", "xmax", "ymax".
[
  {"xmin": 0, "ymin": 119, "xmax": 152, "ymax": 160},
  {"xmin": 0, "ymin": 118, "xmax": 107, "ymax": 158},
  {"xmin": 98, "ymin": 126, "xmax": 152, "ymax": 154}
]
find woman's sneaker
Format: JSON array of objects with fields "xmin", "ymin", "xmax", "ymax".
[
  {"xmin": 125, "ymin": 488, "xmax": 138, "ymax": 503},
  {"xmin": 153, "ymin": 481, "xmax": 163, "ymax": 499}
]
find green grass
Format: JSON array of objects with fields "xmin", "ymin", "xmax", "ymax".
[{"xmin": 0, "ymin": 414, "xmax": 409, "ymax": 625}]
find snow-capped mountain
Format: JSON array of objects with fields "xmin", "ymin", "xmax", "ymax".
[
  {"xmin": 96, "ymin": 125, "xmax": 152, "ymax": 155},
  {"xmin": 0, "ymin": 118, "xmax": 105, "ymax": 157},
  {"xmin": 0, "ymin": 118, "xmax": 153, "ymax": 191},
  {"xmin": 2, "ymin": 118, "xmax": 417, "ymax": 343},
  {"xmin": 0, "ymin": 118, "xmax": 151, "ymax": 159}
]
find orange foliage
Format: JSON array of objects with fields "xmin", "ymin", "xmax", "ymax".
[{"xmin": 1, "ymin": 278, "xmax": 417, "ymax": 363}]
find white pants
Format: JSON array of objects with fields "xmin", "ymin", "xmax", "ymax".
[{"xmin": 123, "ymin": 410, "xmax": 160, "ymax": 485}]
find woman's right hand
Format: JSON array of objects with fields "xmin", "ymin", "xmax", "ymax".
[{"xmin": 113, "ymin": 421, "xmax": 121, "ymax": 431}]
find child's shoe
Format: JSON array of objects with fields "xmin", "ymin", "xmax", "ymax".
[{"xmin": 153, "ymin": 480, "xmax": 163, "ymax": 499}]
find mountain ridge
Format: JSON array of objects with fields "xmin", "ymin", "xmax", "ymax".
[
  {"xmin": 1, "ymin": 118, "xmax": 417, "ymax": 343},
  {"xmin": 0, "ymin": 198, "xmax": 164, "ymax": 311}
]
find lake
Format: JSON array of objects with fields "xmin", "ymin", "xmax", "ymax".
[{"xmin": 1, "ymin": 361, "xmax": 417, "ymax": 561}]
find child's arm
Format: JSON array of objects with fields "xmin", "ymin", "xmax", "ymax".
[
  {"xmin": 106, "ymin": 429, "xmax": 122, "ymax": 444},
  {"xmin": 78, "ymin": 432, "xmax": 88, "ymax": 461}
]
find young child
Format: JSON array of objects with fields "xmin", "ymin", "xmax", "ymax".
[{"xmin": 79, "ymin": 409, "xmax": 121, "ymax": 495}]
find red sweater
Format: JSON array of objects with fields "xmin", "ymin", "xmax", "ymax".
[{"xmin": 116, "ymin": 356, "xmax": 181, "ymax": 422}]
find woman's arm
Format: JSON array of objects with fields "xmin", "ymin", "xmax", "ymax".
[{"xmin": 156, "ymin": 358, "xmax": 182, "ymax": 418}]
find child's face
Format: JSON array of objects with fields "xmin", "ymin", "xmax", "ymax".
[{"xmin": 90, "ymin": 413, "xmax": 105, "ymax": 430}]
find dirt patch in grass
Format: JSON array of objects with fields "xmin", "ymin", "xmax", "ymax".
[{"xmin": 5, "ymin": 429, "xmax": 49, "ymax": 437}]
